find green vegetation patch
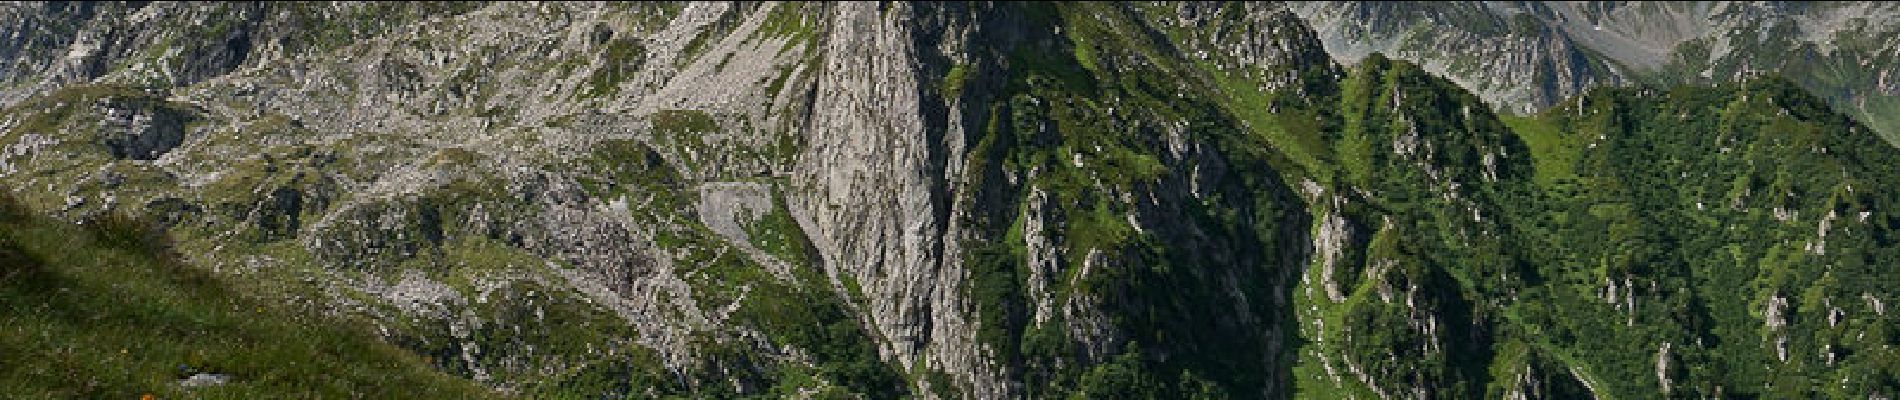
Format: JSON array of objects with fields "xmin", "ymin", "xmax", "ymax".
[
  {"xmin": 583, "ymin": 36, "xmax": 649, "ymax": 99},
  {"xmin": 0, "ymin": 192, "xmax": 491, "ymax": 398}
]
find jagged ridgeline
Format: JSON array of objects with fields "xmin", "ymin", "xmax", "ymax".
[
  {"xmin": 1290, "ymin": 1, "xmax": 1900, "ymax": 144},
  {"xmin": 0, "ymin": 1, "xmax": 1894, "ymax": 399}
]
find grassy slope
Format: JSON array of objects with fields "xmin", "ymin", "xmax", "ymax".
[
  {"xmin": 1496, "ymin": 79, "xmax": 1900, "ymax": 399},
  {"xmin": 1144, "ymin": 4, "xmax": 1900, "ymax": 393},
  {"xmin": 0, "ymin": 195, "xmax": 492, "ymax": 399}
]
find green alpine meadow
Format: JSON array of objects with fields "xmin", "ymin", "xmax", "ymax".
[{"xmin": 0, "ymin": 2, "xmax": 1894, "ymax": 398}]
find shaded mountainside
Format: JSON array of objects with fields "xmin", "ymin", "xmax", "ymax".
[
  {"xmin": 0, "ymin": 1, "xmax": 1895, "ymax": 398},
  {"xmin": 1290, "ymin": 1, "xmax": 1900, "ymax": 143}
]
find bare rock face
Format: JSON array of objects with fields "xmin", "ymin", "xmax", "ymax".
[
  {"xmin": 792, "ymin": 1, "xmax": 945, "ymax": 365},
  {"xmin": 695, "ymin": 181, "xmax": 792, "ymax": 279},
  {"xmin": 786, "ymin": 3, "xmax": 1000, "ymax": 396},
  {"xmin": 96, "ymin": 96, "xmax": 192, "ymax": 160},
  {"xmin": 1160, "ymin": 1, "xmax": 1341, "ymax": 95},
  {"xmin": 1290, "ymin": 2, "xmax": 1632, "ymax": 115},
  {"xmin": 1289, "ymin": 1, "xmax": 1900, "ymax": 141}
]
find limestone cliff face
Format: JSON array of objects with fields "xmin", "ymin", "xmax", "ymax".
[
  {"xmin": 1289, "ymin": 2, "xmax": 1634, "ymax": 115},
  {"xmin": 789, "ymin": 2, "xmax": 990, "ymax": 396}
]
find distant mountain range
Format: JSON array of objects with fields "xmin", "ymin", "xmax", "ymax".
[{"xmin": 1292, "ymin": 1, "xmax": 1900, "ymax": 141}]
